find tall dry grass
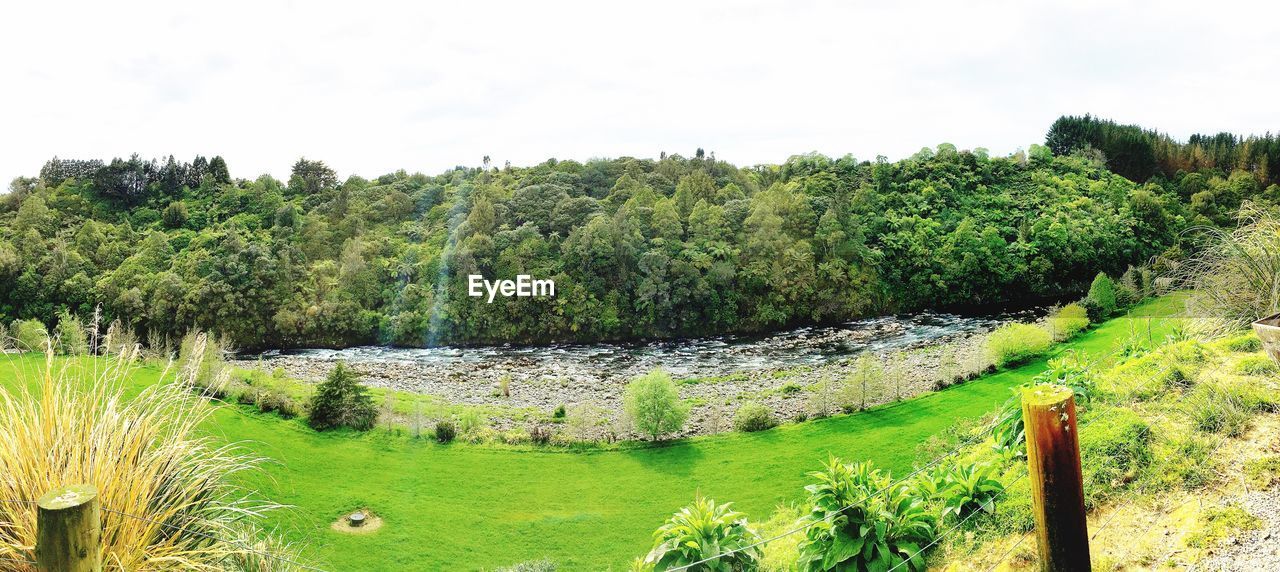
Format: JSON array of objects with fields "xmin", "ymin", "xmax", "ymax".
[
  {"xmin": 0, "ymin": 333, "xmax": 304, "ymax": 571},
  {"xmin": 1178, "ymin": 202, "xmax": 1280, "ymax": 336}
]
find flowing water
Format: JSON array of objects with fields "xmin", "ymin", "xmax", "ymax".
[{"xmin": 252, "ymin": 307, "xmax": 1042, "ymax": 382}]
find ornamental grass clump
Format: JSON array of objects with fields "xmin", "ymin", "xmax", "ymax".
[
  {"xmin": 984, "ymin": 323, "xmax": 1052, "ymax": 368},
  {"xmin": 0, "ymin": 345, "xmax": 301, "ymax": 570},
  {"xmin": 1178, "ymin": 202, "xmax": 1280, "ymax": 336}
]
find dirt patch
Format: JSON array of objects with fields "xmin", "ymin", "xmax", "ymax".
[{"xmin": 331, "ymin": 511, "xmax": 385, "ymax": 535}]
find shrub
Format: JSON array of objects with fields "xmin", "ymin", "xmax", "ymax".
[
  {"xmin": 456, "ymin": 409, "xmax": 487, "ymax": 436},
  {"xmin": 0, "ymin": 344, "xmax": 295, "ymax": 567},
  {"xmin": 796, "ymin": 458, "xmax": 937, "ymax": 572},
  {"xmin": 552, "ymin": 404, "xmax": 566, "ymax": 419},
  {"xmin": 307, "ymin": 362, "xmax": 377, "ymax": 431},
  {"xmin": 10, "ymin": 319, "xmax": 49, "ymax": 352},
  {"xmin": 1087, "ymin": 272, "xmax": 1118, "ymax": 320},
  {"xmin": 623, "ymin": 369, "xmax": 689, "ymax": 440},
  {"xmin": 1046, "ymin": 303, "xmax": 1089, "ymax": 341},
  {"xmin": 639, "ymin": 494, "xmax": 762, "ymax": 570},
  {"xmin": 256, "ymin": 390, "xmax": 299, "ymax": 419},
  {"xmin": 528, "ymin": 424, "xmax": 553, "ymax": 445},
  {"xmin": 841, "ymin": 353, "xmax": 884, "ymax": 411},
  {"xmin": 985, "ymin": 323, "xmax": 1052, "ymax": 368},
  {"xmin": 54, "ymin": 311, "xmax": 88, "ymax": 355},
  {"xmin": 732, "ymin": 402, "xmax": 777, "ymax": 432},
  {"xmin": 162, "ymin": 201, "xmax": 189, "ymax": 228},
  {"xmin": 435, "ymin": 419, "xmax": 457, "ymax": 443}
]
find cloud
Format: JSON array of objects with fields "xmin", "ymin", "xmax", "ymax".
[{"xmin": 1, "ymin": 0, "xmax": 1278, "ymax": 187}]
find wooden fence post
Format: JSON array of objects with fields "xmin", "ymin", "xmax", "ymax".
[
  {"xmin": 35, "ymin": 484, "xmax": 101, "ymax": 572},
  {"xmin": 1022, "ymin": 385, "xmax": 1090, "ymax": 571}
]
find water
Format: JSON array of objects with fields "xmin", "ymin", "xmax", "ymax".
[{"xmin": 253, "ymin": 307, "xmax": 1041, "ymax": 381}]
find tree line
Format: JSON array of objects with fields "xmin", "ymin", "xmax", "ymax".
[{"xmin": 0, "ymin": 119, "xmax": 1264, "ymax": 349}]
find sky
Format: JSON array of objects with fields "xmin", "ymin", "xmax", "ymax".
[{"xmin": 1, "ymin": 0, "xmax": 1278, "ymax": 187}]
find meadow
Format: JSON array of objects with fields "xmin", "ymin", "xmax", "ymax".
[{"xmin": 0, "ymin": 296, "xmax": 1183, "ymax": 570}]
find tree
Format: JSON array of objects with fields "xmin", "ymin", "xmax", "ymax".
[
  {"xmin": 162, "ymin": 202, "xmax": 189, "ymax": 229},
  {"xmin": 288, "ymin": 158, "xmax": 338, "ymax": 195},
  {"xmin": 208, "ymin": 156, "xmax": 231, "ymax": 185},
  {"xmin": 623, "ymin": 369, "xmax": 688, "ymax": 440},
  {"xmin": 1087, "ymin": 272, "xmax": 1117, "ymax": 320},
  {"xmin": 307, "ymin": 362, "xmax": 377, "ymax": 431}
]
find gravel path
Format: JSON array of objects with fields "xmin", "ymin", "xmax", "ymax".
[{"xmin": 1193, "ymin": 488, "xmax": 1280, "ymax": 571}]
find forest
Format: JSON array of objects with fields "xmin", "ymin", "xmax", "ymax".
[{"xmin": 1, "ymin": 117, "xmax": 1274, "ymax": 349}]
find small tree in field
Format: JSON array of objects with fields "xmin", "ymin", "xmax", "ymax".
[
  {"xmin": 624, "ymin": 369, "xmax": 689, "ymax": 440},
  {"xmin": 308, "ymin": 362, "xmax": 377, "ymax": 431},
  {"xmin": 1087, "ymin": 272, "xmax": 1117, "ymax": 320}
]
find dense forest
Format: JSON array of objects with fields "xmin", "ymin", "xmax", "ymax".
[{"xmin": 1, "ymin": 117, "xmax": 1274, "ymax": 349}]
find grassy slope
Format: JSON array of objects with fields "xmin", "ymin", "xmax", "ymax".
[{"xmin": 0, "ymin": 296, "xmax": 1183, "ymax": 571}]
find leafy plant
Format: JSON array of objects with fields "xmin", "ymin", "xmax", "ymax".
[
  {"xmin": 938, "ymin": 462, "xmax": 1004, "ymax": 521},
  {"xmin": 991, "ymin": 356, "xmax": 1095, "ymax": 456},
  {"xmin": 640, "ymin": 494, "xmax": 763, "ymax": 571},
  {"xmin": 796, "ymin": 458, "xmax": 937, "ymax": 572},
  {"xmin": 624, "ymin": 369, "xmax": 689, "ymax": 440},
  {"xmin": 733, "ymin": 402, "xmax": 778, "ymax": 432}
]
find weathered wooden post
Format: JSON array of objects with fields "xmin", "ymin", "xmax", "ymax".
[
  {"xmin": 35, "ymin": 484, "xmax": 101, "ymax": 572},
  {"xmin": 1022, "ymin": 384, "xmax": 1090, "ymax": 571}
]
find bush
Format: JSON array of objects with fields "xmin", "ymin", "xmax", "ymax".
[
  {"xmin": 54, "ymin": 311, "xmax": 88, "ymax": 355},
  {"xmin": 528, "ymin": 423, "xmax": 553, "ymax": 445},
  {"xmin": 1087, "ymin": 272, "xmax": 1118, "ymax": 320},
  {"xmin": 1046, "ymin": 303, "xmax": 1089, "ymax": 341},
  {"xmin": 623, "ymin": 369, "xmax": 689, "ymax": 440},
  {"xmin": 435, "ymin": 419, "xmax": 457, "ymax": 443},
  {"xmin": 10, "ymin": 318, "xmax": 49, "ymax": 352},
  {"xmin": 985, "ymin": 323, "xmax": 1052, "ymax": 368},
  {"xmin": 639, "ymin": 494, "xmax": 762, "ymax": 570},
  {"xmin": 938, "ymin": 462, "xmax": 1005, "ymax": 520},
  {"xmin": 797, "ymin": 459, "xmax": 937, "ymax": 571},
  {"xmin": 255, "ymin": 390, "xmax": 300, "ymax": 419},
  {"xmin": 732, "ymin": 402, "xmax": 777, "ymax": 432},
  {"xmin": 162, "ymin": 201, "xmax": 189, "ymax": 228},
  {"xmin": 307, "ymin": 362, "xmax": 378, "ymax": 431}
]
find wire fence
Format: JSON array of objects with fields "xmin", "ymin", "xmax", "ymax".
[{"xmin": 0, "ymin": 498, "xmax": 327, "ymax": 572}]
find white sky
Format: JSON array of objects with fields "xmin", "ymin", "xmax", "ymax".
[{"xmin": 2, "ymin": 0, "xmax": 1278, "ymax": 187}]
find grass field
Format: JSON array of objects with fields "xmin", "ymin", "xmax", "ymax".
[{"xmin": 0, "ymin": 296, "xmax": 1185, "ymax": 570}]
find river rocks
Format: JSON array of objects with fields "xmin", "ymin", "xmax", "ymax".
[{"xmin": 241, "ymin": 312, "xmax": 1031, "ymax": 439}]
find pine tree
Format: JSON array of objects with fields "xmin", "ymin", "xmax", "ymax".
[{"xmin": 307, "ymin": 362, "xmax": 377, "ymax": 431}]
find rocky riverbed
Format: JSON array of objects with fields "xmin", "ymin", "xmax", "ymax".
[{"xmin": 240, "ymin": 310, "xmax": 1040, "ymax": 439}]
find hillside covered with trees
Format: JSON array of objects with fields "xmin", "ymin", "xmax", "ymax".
[{"xmin": 1, "ymin": 118, "xmax": 1270, "ymax": 349}]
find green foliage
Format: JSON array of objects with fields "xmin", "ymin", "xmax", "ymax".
[
  {"xmin": 1086, "ymin": 273, "xmax": 1117, "ymax": 320},
  {"xmin": 1079, "ymin": 409, "xmax": 1151, "ymax": 505},
  {"xmin": 624, "ymin": 369, "xmax": 689, "ymax": 440},
  {"xmin": 4, "ymin": 144, "xmax": 1188, "ymax": 349},
  {"xmin": 796, "ymin": 458, "xmax": 937, "ymax": 572},
  {"xmin": 54, "ymin": 310, "xmax": 88, "ymax": 355},
  {"xmin": 10, "ymin": 319, "xmax": 49, "ymax": 352},
  {"xmin": 1218, "ymin": 333, "xmax": 1262, "ymax": 353},
  {"xmin": 640, "ymin": 494, "xmax": 763, "ymax": 571},
  {"xmin": 434, "ymin": 419, "xmax": 457, "ymax": 444},
  {"xmin": 992, "ymin": 357, "xmax": 1096, "ymax": 457},
  {"xmin": 1234, "ymin": 354, "xmax": 1277, "ymax": 375},
  {"xmin": 733, "ymin": 402, "xmax": 777, "ymax": 433},
  {"xmin": 937, "ymin": 463, "xmax": 1004, "ymax": 521},
  {"xmin": 985, "ymin": 323, "xmax": 1052, "ymax": 368},
  {"xmin": 1151, "ymin": 434, "xmax": 1216, "ymax": 490},
  {"xmin": 162, "ymin": 201, "xmax": 189, "ymax": 229},
  {"xmin": 1046, "ymin": 303, "xmax": 1089, "ymax": 341},
  {"xmin": 307, "ymin": 362, "xmax": 377, "ymax": 431},
  {"xmin": 1187, "ymin": 383, "xmax": 1251, "ymax": 436}
]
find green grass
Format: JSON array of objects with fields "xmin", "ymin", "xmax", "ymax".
[{"xmin": 0, "ymin": 295, "xmax": 1185, "ymax": 571}]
